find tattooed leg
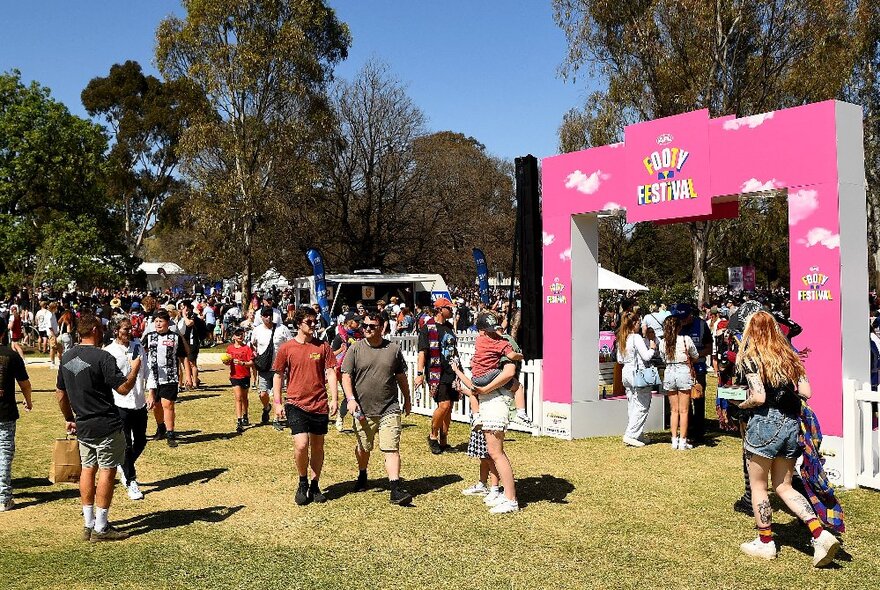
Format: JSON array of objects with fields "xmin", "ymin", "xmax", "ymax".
[
  {"xmin": 771, "ymin": 457, "xmax": 819, "ymax": 524},
  {"xmin": 756, "ymin": 500, "xmax": 772, "ymax": 526},
  {"xmin": 746, "ymin": 453, "xmax": 772, "ymax": 529}
]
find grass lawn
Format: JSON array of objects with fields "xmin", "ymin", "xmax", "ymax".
[{"xmin": 1, "ymin": 364, "xmax": 878, "ymax": 590}]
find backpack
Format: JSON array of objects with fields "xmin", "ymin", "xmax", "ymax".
[{"xmin": 254, "ymin": 325, "xmax": 277, "ymax": 372}]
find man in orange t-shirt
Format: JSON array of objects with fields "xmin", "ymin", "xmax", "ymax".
[{"xmin": 272, "ymin": 307, "xmax": 337, "ymax": 506}]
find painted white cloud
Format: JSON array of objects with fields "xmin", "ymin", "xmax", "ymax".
[
  {"xmin": 565, "ymin": 169, "xmax": 609, "ymax": 195},
  {"xmin": 788, "ymin": 189, "xmax": 819, "ymax": 226},
  {"xmin": 559, "ymin": 248, "xmax": 572, "ymax": 262},
  {"xmin": 798, "ymin": 227, "xmax": 840, "ymax": 249},
  {"xmin": 722, "ymin": 112, "xmax": 775, "ymax": 131},
  {"xmin": 741, "ymin": 178, "xmax": 782, "ymax": 193},
  {"xmin": 609, "ymin": 142, "xmax": 624, "ymax": 149},
  {"xmin": 542, "ymin": 231, "xmax": 555, "ymax": 246},
  {"xmin": 602, "ymin": 202, "xmax": 622, "ymax": 211}
]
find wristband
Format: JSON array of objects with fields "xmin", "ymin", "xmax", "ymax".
[
  {"xmin": 416, "ymin": 371, "xmax": 424, "ymax": 376},
  {"xmin": 346, "ymin": 397, "xmax": 356, "ymax": 403}
]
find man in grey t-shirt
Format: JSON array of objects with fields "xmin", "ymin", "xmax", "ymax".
[{"xmin": 341, "ymin": 311, "xmax": 412, "ymax": 506}]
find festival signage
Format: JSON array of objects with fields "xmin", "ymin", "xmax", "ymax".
[
  {"xmin": 728, "ymin": 266, "xmax": 744, "ymax": 290},
  {"xmin": 305, "ymin": 248, "xmax": 333, "ymax": 326},
  {"xmin": 546, "ymin": 277, "xmax": 567, "ymax": 304},
  {"xmin": 799, "ymin": 266, "xmax": 833, "ymax": 301},
  {"xmin": 472, "ymin": 248, "xmax": 490, "ymax": 305},
  {"xmin": 742, "ymin": 266, "xmax": 756, "ymax": 291},
  {"xmin": 624, "ymin": 110, "xmax": 712, "ymax": 223}
]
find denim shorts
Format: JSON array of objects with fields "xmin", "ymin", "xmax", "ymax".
[
  {"xmin": 662, "ymin": 363, "xmax": 693, "ymax": 392},
  {"xmin": 744, "ymin": 406, "xmax": 801, "ymax": 459}
]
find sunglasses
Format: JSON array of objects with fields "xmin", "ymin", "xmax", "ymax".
[
  {"xmin": 361, "ymin": 323, "xmax": 379, "ymax": 330},
  {"xmin": 302, "ymin": 319, "xmax": 317, "ymax": 326}
]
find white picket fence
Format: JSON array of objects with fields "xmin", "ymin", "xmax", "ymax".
[
  {"xmin": 398, "ymin": 347, "xmax": 542, "ymax": 435},
  {"xmin": 843, "ymin": 379, "xmax": 880, "ymax": 490}
]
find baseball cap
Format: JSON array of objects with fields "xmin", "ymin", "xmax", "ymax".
[
  {"xmin": 433, "ymin": 297, "xmax": 453, "ymax": 309},
  {"xmin": 130, "ymin": 301, "xmax": 142, "ymax": 310},
  {"xmin": 475, "ymin": 312, "xmax": 500, "ymax": 332},
  {"xmin": 670, "ymin": 303, "xmax": 693, "ymax": 318}
]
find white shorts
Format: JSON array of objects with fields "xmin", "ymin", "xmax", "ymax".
[
  {"xmin": 480, "ymin": 390, "xmax": 513, "ymax": 432},
  {"xmin": 663, "ymin": 363, "xmax": 693, "ymax": 392}
]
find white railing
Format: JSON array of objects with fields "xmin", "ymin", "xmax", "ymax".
[
  {"xmin": 843, "ymin": 379, "xmax": 880, "ymax": 490},
  {"xmin": 401, "ymin": 349, "xmax": 542, "ymax": 435},
  {"xmin": 391, "ymin": 331, "xmax": 477, "ymax": 354}
]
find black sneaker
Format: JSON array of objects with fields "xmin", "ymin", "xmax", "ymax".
[
  {"xmin": 428, "ymin": 437, "xmax": 442, "ymax": 455},
  {"xmin": 294, "ymin": 482, "xmax": 311, "ymax": 506},
  {"xmin": 390, "ymin": 487, "xmax": 413, "ymax": 506},
  {"xmin": 354, "ymin": 472, "xmax": 368, "ymax": 492},
  {"xmin": 242, "ymin": 414, "xmax": 250, "ymax": 426},
  {"xmin": 261, "ymin": 407, "xmax": 271, "ymax": 425},
  {"xmin": 166, "ymin": 432, "xmax": 178, "ymax": 448},
  {"xmin": 236, "ymin": 419, "xmax": 244, "ymax": 433},
  {"xmin": 89, "ymin": 524, "xmax": 130, "ymax": 542},
  {"xmin": 152, "ymin": 425, "xmax": 167, "ymax": 441},
  {"xmin": 733, "ymin": 497, "xmax": 754, "ymax": 516},
  {"xmin": 310, "ymin": 481, "xmax": 327, "ymax": 504}
]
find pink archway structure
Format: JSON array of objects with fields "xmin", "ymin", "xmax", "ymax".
[{"xmin": 540, "ymin": 101, "xmax": 868, "ymax": 482}]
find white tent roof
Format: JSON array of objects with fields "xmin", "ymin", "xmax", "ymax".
[
  {"xmin": 138, "ymin": 262, "xmax": 184, "ymax": 275},
  {"xmin": 598, "ymin": 267, "xmax": 648, "ymax": 291}
]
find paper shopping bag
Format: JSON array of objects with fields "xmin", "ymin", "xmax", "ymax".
[{"xmin": 49, "ymin": 436, "xmax": 81, "ymax": 484}]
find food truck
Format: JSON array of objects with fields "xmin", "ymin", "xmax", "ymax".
[{"xmin": 291, "ymin": 270, "xmax": 451, "ymax": 314}]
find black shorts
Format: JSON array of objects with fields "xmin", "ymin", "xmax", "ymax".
[
  {"xmin": 230, "ymin": 377, "xmax": 250, "ymax": 389},
  {"xmin": 154, "ymin": 383, "xmax": 179, "ymax": 402},
  {"xmin": 433, "ymin": 381, "xmax": 460, "ymax": 403},
  {"xmin": 187, "ymin": 347, "xmax": 200, "ymax": 364},
  {"xmin": 285, "ymin": 403, "xmax": 329, "ymax": 436},
  {"xmin": 38, "ymin": 330, "xmax": 47, "ymax": 338}
]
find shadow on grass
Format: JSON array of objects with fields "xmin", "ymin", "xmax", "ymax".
[
  {"xmin": 178, "ymin": 431, "xmax": 242, "ymax": 445},
  {"xmin": 144, "ymin": 468, "xmax": 228, "ymax": 493},
  {"xmin": 176, "ymin": 393, "xmax": 221, "ymax": 403},
  {"xmin": 322, "ymin": 473, "xmax": 463, "ymax": 501},
  {"xmin": 515, "ymin": 474, "xmax": 575, "ymax": 507},
  {"xmin": 9, "ymin": 482, "xmax": 80, "ymax": 509},
  {"xmin": 773, "ymin": 519, "xmax": 851, "ymax": 567},
  {"xmin": 116, "ymin": 505, "xmax": 244, "ymax": 536}
]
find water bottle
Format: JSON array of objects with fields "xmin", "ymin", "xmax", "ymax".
[{"xmin": 353, "ymin": 408, "xmax": 366, "ymax": 422}]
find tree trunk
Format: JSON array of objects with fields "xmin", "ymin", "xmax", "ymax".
[
  {"xmin": 241, "ymin": 218, "xmax": 254, "ymax": 313},
  {"xmin": 873, "ymin": 249, "xmax": 880, "ymax": 293},
  {"xmin": 689, "ymin": 221, "xmax": 710, "ymax": 306}
]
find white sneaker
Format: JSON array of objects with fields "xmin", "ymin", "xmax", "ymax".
[
  {"xmin": 0, "ymin": 498, "xmax": 14, "ymax": 512},
  {"xmin": 740, "ymin": 537, "xmax": 777, "ymax": 560},
  {"xmin": 671, "ymin": 436, "xmax": 679, "ymax": 449},
  {"xmin": 483, "ymin": 488, "xmax": 503, "ymax": 505},
  {"xmin": 623, "ymin": 436, "xmax": 645, "ymax": 447},
  {"xmin": 489, "ymin": 498, "xmax": 520, "ymax": 514},
  {"xmin": 462, "ymin": 482, "xmax": 489, "ymax": 496},
  {"xmin": 811, "ymin": 529, "xmax": 841, "ymax": 567},
  {"xmin": 127, "ymin": 481, "xmax": 144, "ymax": 501},
  {"xmin": 678, "ymin": 439, "xmax": 693, "ymax": 450}
]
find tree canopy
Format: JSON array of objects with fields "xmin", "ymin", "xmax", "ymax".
[
  {"xmin": 0, "ymin": 70, "xmax": 133, "ymax": 292},
  {"xmin": 554, "ymin": 0, "xmax": 872, "ymax": 302}
]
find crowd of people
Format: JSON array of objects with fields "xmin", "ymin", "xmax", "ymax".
[
  {"xmin": 0, "ymin": 285, "xmax": 529, "ymax": 547},
  {"xmin": 612, "ymin": 292, "xmax": 845, "ymax": 567},
  {"xmin": 0, "ymin": 281, "xmax": 853, "ymax": 566}
]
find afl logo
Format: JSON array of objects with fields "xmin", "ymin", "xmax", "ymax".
[{"xmin": 656, "ymin": 133, "xmax": 673, "ymax": 145}]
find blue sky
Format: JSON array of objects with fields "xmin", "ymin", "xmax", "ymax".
[{"xmin": 0, "ymin": 1, "xmax": 593, "ymax": 160}]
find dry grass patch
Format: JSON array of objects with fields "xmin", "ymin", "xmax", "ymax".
[{"xmin": 0, "ymin": 364, "xmax": 878, "ymax": 589}]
